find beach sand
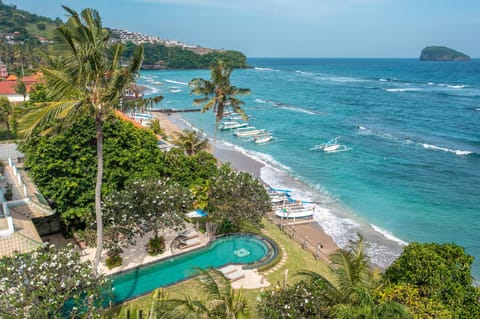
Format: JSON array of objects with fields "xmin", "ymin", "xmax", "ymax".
[{"xmin": 153, "ymin": 112, "xmax": 340, "ymax": 257}]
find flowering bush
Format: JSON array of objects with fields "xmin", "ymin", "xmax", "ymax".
[
  {"xmin": 208, "ymin": 164, "xmax": 272, "ymax": 231},
  {"xmin": 0, "ymin": 244, "xmax": 111, "ymax": 318}
]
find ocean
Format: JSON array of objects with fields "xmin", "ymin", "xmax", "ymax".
[{"xmin": 137, "ymin": 58, "xmax": 480, "ymax": 279}]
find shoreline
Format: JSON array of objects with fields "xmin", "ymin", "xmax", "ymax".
[{"xmin": 153, "ymin": 111, "xmax": 341, "ymax": 256}]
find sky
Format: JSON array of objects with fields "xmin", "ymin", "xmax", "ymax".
[{"xmin": 6, "ymin": 0, "xmax": 480, "ymax": 58}]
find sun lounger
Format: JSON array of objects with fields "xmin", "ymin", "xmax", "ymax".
[
  {"xmin": 179, "ymin": 237, "xmax": 201, "ymax": 249},
  {"xmin": 218, "ymin": 265, "xmax": 238, "ymax": 275},
  {"xmin": 224, "ymin": 270, "xmax": 245, "ymax": 282},
  {"xmin": 179, "ymin": 229, "xmax": 199, "ymax": 240}
]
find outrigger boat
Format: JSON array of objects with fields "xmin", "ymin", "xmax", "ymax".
[
  {"xmin": 310, "ymin": 137, "xmax": 350, "ymax": 153},
  {"xmin": 219, "ymin": 121, "xmax": 248, "ymax": 130},
  {"xmin": 254, "ymin": 133, "xmax": 274, "ymax": 144},
  {"xmin": 234, "ymin": 127, "xmax": 266, "ymax": 137},
  {"xmin": 275, "ymin": 206, "xmax": 315, "ymax": 218}
]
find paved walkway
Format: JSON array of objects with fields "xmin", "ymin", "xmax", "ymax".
[{"xmin": 261, "ymin": 229, "xmax": 288, "ymax": 276}]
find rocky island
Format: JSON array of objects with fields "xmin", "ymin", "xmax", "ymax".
[{"xmin": 420, "ymin": 46, "xmax": 470, "ymax": 61}]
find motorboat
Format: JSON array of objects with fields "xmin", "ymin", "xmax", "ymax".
[
  {"xmin": 310, "ymin": 137, "xmax": 350, "ymax": 153},
  {"xmin": 219, "ymin": 121, "xmax": 248, "ymax": 130}
]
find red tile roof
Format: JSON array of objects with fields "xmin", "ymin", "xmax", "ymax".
[{"xmin": 0, "ymin": 73, "xmax": 43, "ymax": 95}]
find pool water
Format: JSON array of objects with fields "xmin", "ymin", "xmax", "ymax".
[{"xmin": 111, "ymin": 234, "xmax": 269, "ymax": 303}]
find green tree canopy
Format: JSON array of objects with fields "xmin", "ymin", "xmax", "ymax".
[
  {"xmin": 174, "ymin": 129, "xmax": 209, "ymax": 156},
  {"xmin": 19, "ymin": 116, "xmax": 162, "ymax": 226},
  {"xmin": 208, "ymin": 164, "xmax": 271, "ymax": 232},
  {"xmin": 384, "ymin": 242, "xmax": 480, "ymax": 318}
]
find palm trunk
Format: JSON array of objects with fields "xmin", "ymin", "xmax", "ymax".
[{"xmin": 93, "ymin": 114, "xmax": 104, "ymax": 270}]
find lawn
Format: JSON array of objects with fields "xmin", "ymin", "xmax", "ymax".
[{"xmin": 103, "ymin": 218, "xmax": 335, "ymax": 318}]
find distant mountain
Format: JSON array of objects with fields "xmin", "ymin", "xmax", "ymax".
[{"xmin": 420, "ymin": 46, "xmax": 470, "ymax": 61}]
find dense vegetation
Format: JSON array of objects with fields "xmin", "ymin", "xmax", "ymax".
[
  {"xmin": 123, "ymin": 42, "xmax": 248, "ymax": 69},
  {"xmin": 256, "ymin": 239, "xmax": 480, "ymax": 318},
  {"xmin": 0, "ymin": 0, "xmax": 56, "ymax": 74},
  {"xmin": 419, "ymin": 46, "xmax": 470, "ymax": 61}
]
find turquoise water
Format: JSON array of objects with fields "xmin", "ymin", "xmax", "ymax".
[
  {"xmin": 111, "ymin": 235, "xmax": 268, "ymax": 303},
  {"xmin": 138, "ymin": 58, "xmax": 480, "ymax": 278}
]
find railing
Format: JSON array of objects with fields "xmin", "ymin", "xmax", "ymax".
[{"xmin": 266, "ymin": 212, "xmax": 331, "ymax": 262}]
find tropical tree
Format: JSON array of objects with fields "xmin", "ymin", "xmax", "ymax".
[
  {"xmin": 208, "ymin": 164, "xmax": 271, "ymax": 233},
  {"xmin": 113, "ymin": 177, "xmax": 192, "ymax": 255},
  {"xmin": 14, "ymin": 78, "xmax": 27, "ymax": 102},
  {"xmin": 150, "ymin": 118, "xmax": 166, "ymax": 137},
  {"xmin": 18, "ymin": 6, "xmax": 144, "ymax": 270},
  {"xmin": 0, "ymin": 96, "xmax": 14, "ymax": 139},
  {"xmin": 102, "ymin": 190, "xmax": 140, "ymax": 268},
  {"xmin": 19, "ymin": 116, "xmax": 162, "ymax": 227},
  {"xmin": 189, "ymin": 60, "xmax": 250, "ymax": 147},
  {"xmin": 259, "ymin": 235, "xmax": 411, "ymax": 318},
  {"xmin": 174, "ymin": 129, "xmax": 209, "ymax": 156},
  {"xmin": 0, "ymin": 244, "xmax": 110, "ymax": 318},
  {"xmin": 384, "ymin": 242, "xmax": 480, "ymax": 318},
  {"xmin": 170, "ymin": 269, "xmax": 249, "ymax": 319}
]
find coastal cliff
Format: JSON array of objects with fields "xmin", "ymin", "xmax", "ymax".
[{"xmin": 420, "ymin": 46, "xmax": 470, "ymax": 61}]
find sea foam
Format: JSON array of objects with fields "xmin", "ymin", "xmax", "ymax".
[
  {"xmin": 164, "ymin": 79, "xmax": 189, "ymax": 86},
  {"xmin": 422, "ymin": 143, "xmax": 473, "ymax": 156}
]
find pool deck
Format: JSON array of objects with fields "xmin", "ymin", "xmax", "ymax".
[
  {"xmin": 79, "ymin": 229, "xmax": 271, "ymax": 289},
  {"xmin": 80, "ymin": 228, "xmax": 210, "ymax": 276}
]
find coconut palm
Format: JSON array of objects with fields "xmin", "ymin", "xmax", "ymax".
[
  {"xmin": 298, "ymin": 235, "xmax": 412, "ymax": 318},
  {"xmin": 0, "ymin": 96, "xmax": 14, "ymax": 139},
  {"xmin": 14, "ymin": 79, "xmax": 27, "ymax": 102},
  {"xmin": 18, "ymin": 6, "xmax": 144, "ymax": 270},
  {"xmin": 189, "ymin": 60, "xmax": 250, "ymax": 148},
  {"xmin": 174, "ymin": 129, "xmax": 209, "ymax": 156},
  {"xmin": 170, "ymin": 269, "xmax": 249, "ymax": 319}
]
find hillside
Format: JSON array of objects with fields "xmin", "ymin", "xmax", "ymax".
[
  {"xmin": 0, "ymin": 1, "xmax": 247, "ymax": 73},
  {"xmin": 420, "ymin": 46, "xmax": 470, "ymax": 61}
]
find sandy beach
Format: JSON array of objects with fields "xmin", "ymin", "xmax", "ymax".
[{"xmin": 152, "ymin": 112, "xmax": 340, "ymax": 257}]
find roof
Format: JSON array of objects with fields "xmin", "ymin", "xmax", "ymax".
[{"xmin": 0, "ymin": 73, "xmax": 43, "ymax": 96}]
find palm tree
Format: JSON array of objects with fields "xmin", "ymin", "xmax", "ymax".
[
  {"xmin": 170, "ymin": 269, "xmax": 249, "ymax": 319},
  {"xmin": 18, "ymin": 6, "xmax": 144, "ymax": 270},
  {"xmin": 189, "ymin": 60, "xmax": 250, "ymax": 148},
  {"xmin": 174, "ymin": 129, "xmax": 209, "ymax": 156},
  {"xmin": 0, "ymin": 96, "xmax": 14, "ymax": 139},
  {"xmin": 14, "ymin": 79, "xmax": 27, "ymax": 102},
  {"xmin": 298, "ymin": 235, "xmax": 411, "ymax": 318}
]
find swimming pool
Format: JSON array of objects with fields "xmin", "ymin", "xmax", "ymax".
[{"xmin": 111, "ymin": 234, "xmax": 272, "ymax": 303}]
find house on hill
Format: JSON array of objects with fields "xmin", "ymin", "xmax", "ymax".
[{"xmin": 0, "ymin": 72, "xmax": 43, "ymax": 102}]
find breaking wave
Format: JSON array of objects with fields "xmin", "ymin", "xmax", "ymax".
[{"xmin": 164, "ymin": 79, "xmax": 189, "ymax": 86}]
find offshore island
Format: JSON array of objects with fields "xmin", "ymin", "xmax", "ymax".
[{"xmin": 420, "ymin": 46, "xmax": 470, "ymax": 61}]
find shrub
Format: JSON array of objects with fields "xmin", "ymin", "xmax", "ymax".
[
  {"xmin": 147, "ymin": 236, "xmax": 166, "ymax": 256},
  {"xmin": 106, "ymin": 248, "xmax": 123, "ymax": 269}
]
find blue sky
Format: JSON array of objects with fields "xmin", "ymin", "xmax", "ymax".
[{"xmin": 7, "ymin": 0, "xmax": 480, "ymax": 57}]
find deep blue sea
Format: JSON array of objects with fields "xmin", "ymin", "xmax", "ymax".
[{"xmin": 137, "ymin": 58, "xmax": 480, "ymax": 279}]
